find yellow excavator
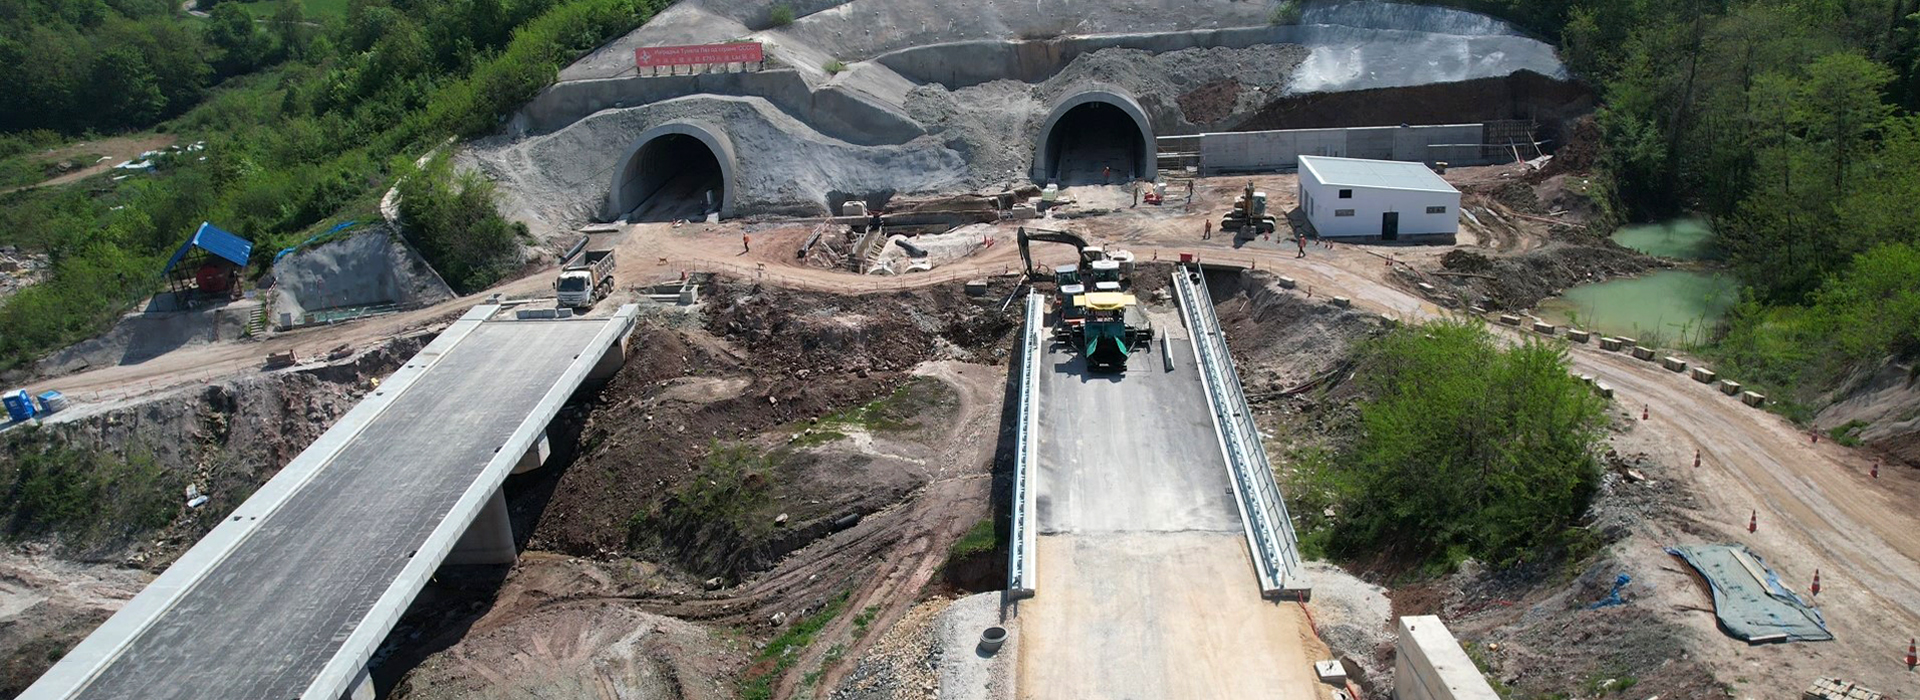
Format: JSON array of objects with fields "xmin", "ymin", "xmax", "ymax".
[{"xmin": 1220, "ymin": 180, "xmax": 1277, "ymax": 238}]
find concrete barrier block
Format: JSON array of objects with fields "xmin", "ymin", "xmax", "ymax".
[
  {"xmin": 1470, "ymin": 305, "xmax": 1488, "ymax": 314},
  {"xmin": 1631, "ymin": 346, "xmax": 1656, "ymax": 361},
  {"xmin": 1277, "ymin": 276, "xmax": 1296, "ymax": 289},
  {"xmin": 1567, "ymin": 329, "xmax": 1591, "ymax": 343},
  {"xmin": 1661, "ymin": 356, "xmax": 1688, "ymax": 372},
  {"xmin": 1742, "ymin": 391, "xmax": 1767, "ymax": 407},
  {"xmin": 964, "ymin": 279, "xmax": 990, "ymax": 296},
  {"xmin": 1691, "ymin": 367, "xmax": 1717, "ymax": 383},
  {"xmin": 1532, "ymin": 321, "xmax": 1556, "ymax": 335},
  {"xmin": 1331, "ymin": 296, "xmax": 1351, "ymax": 308},
  {"xmin": 1599, "ymin": 337, "xmax": 1623, "ymax": 351},
  {"xmin": 1719, "ymin": 379, "xmax": 1743, "ymax": 396},
  {"xmin": 1594, "ymin": 381, "xmax": 1614, "ymax": 398},
  {"xmin": 1580, "ymin": 374, "xmax": 1595, "ymax": 385},
  {"xmin": 1416, "ymin": 282, "xmax": 1437, "ymax": 294},
  {"xmin": 1617, "ymin": 336, "xmax": 1637, "ymax": 348},
  {"xmin": 1498, "ymin": 314, "xmax": 1521, "ymax": 326}
]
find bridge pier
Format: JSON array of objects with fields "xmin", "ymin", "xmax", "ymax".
[
  {"xmin": 512, "ymin": 430, "xmax": 551, "ymax": 474},
  {"xmin": 588, "ymin": 332, "xmax": 629, "ymax": 381},
  {"xmin": 340, "ymin": 665, "xmax": 374, "ymax": 700},
  {"xmin": 445, "ymin": 487, "xmax": 516, "ymax": 565}
]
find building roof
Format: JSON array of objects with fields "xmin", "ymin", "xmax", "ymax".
[
  {"xmin": 165, "ymin": 221, "xmax": 253, "ymax": 271},
  {"xmin": 1299, "ymin": 155, "xmax": 1458, "ymax": 194}
]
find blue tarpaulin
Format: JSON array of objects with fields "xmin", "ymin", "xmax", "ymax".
[
  {"xmin": 164, "ymin": 221, "xmax": 254, "ymax": 271},
  {"xmin": 1668, "ymin": 543, "xmax": 1833, "ymax": 643}
]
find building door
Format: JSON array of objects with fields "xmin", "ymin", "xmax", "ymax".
[{"xmin": 1382, "ymin": 211, "xmax": 1400, "ymax": 240}]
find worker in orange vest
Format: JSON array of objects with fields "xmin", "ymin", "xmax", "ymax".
[{"xmin": 742, "ymin": 234, "xmax": 750, "ymax": 253}]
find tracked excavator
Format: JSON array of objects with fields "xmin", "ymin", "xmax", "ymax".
[
  {"xmin": 1016, "ymin": 226, "xmax": 1153, "ymax": 371},
  {"xmin": 1220, "ymin": 180, "xmax": 1277, "ymax": 237}
]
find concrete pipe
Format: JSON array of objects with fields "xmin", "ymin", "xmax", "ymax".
[{"xmin": 979, "ymin": 626, "xmax": 1008, "ymax": 654}]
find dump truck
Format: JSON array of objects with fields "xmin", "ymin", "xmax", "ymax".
[
  {"xmin": 556, "ymin": 247, "xmax": 616, "ymax": 308},
  {"xmin": 1220, "ymin": 180, "xmax": 1277, "ymax": 237}
]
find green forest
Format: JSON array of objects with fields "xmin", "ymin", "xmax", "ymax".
[
  {"xmin": 1459, "ymin": 0, "xmax": 1920, "ymax": 412},
  {"xmin": 0, "ymin": 0, "xmax": 668, "ymax": 370}
]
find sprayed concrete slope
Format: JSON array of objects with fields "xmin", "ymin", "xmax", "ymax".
[{"xmin": 468, "ymin": 0, "xmax": 1568, "ymax": 232}]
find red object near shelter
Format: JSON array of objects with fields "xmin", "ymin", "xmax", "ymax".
[{"xmin": 635, "ymin": 42, "xmax": 764, "ymax": 69}]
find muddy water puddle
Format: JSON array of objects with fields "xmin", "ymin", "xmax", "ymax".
[
  {"xmin": 1612, "ymin": 218, "xmax": 1716, "ymax": 260},
  {"xmin": 1536, "ymin": 270, "xmax": 1736, "ymax": 345}
]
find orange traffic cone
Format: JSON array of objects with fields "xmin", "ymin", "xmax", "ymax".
[
  {"xmin": 1906, "ymin": 639, "xmax": 1916, "ymax": 670},
  {"xmin": 1811, "ymin": 570, "xmax": 1821, "ymax": 597},
  {"xmin": 1642, "ymin": 404, "xmax": 1650, "ymax": 421},
  {"xmin": 1694, "ymin": 450, "xmax": 1701, "ymax": 468},
  {"xmin": 1873, "ymin": 461, "xmax": 1880, "ymax": 479},
  {"xmin": 1748, "ymin": 510, "xmax": 1758, "ymax": 534}
]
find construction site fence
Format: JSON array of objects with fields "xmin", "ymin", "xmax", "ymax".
[
  {"xmin": 1006, "ymin": 292, "xmax": 1043, "ymax": 599},
  {"xmin": 1174, "ymin": 267, "xmax": 1310, "ymax": 599}
]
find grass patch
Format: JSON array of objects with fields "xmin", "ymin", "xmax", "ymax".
[
  {"xmin": 852, "ymin": 604, "xmax": 879, "ymax": 636},
  {"xmin": 740, "ymin": 591, "xmax": 850, "ymax": 700},
  {"xmin": 788, "ymin": 428, "xmax": 848, "ymax": 448},
  {"xmin": 948, "ymin": 517, "xmax": 997, "ymax": 559},
  {"xmin": 1826, "ymin": 419, "xmax": 1869, "ymax": 447},
  {"xmin": 823, "ymin": 59, "xmax": 847, "ymax": 74},
  {"xmin": 818, "ymin": 377, "xmax": 951, "ymax": 434}
]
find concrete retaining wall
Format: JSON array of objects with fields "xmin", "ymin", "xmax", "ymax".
[
  {"xmin": 1394, "ymin": 615, "xmax": 1501, "ymax": 700},
  {"xmin": 1196, "ymin": 124, "xmax": 1487, "ymax": 173}
]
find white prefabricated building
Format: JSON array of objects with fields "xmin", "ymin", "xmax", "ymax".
[{"xmin": 1297, "ymin": 155, "xmax": 1460, "ymax": 243}]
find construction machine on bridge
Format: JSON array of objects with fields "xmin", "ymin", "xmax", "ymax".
[
  {"xmin": 1069, "ymin": 290, "xmax": 1153, "ymax": 372},
  {"xmin": 1219, "ymin": 180, "xmax": 1277, "ymax": 238}
]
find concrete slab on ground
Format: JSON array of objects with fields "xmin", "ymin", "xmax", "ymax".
[{"xmin": 1017, "ymin": 532, "xmax": 1331, "ymax": 699}]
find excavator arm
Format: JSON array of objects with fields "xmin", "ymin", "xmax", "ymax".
[{"xmin": 1017, "ymin": 226, "xmax": 1090, "ymax": 277}]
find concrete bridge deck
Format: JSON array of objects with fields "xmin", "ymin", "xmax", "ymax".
[
  {"xmin": 21, "ymin": 304, "xmax": 637, "ymax": 700},
  {"xmin": 1015, "ymin": 300, "xmax": 1327, "ymax": 698}
]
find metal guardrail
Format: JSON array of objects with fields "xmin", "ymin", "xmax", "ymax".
[
  {"xmin": 1006, "ymin": 292, "xmax": 1042, "ymax": 599},
  {"xmin": 1173, "ymin": 268, "xmax": 1310, "ymax": 599}
]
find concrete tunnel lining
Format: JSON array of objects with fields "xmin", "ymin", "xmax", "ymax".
[
  {"xmin": 608, "ymin": 121, "xmax": 738, "ymax": 220},
  {"xmin": 1033, "ymin": 88, "xmax": 1156, "ymax": 184}
]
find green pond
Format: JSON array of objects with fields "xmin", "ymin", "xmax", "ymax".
[
  {"xmin": 1612, "ymin": 218, "xmax": 1717, "ymax": 260},
  {"xmin": 1536, "ymin": 270, "xmax": 1738, "ymax": 346}
]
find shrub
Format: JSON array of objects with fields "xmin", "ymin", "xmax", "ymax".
[
  {"xmin": 394, "ymin": 153, "xmax": 525, "ymax": 293},
  {"xmin": 767, "ymin": 3, "xmax": 794, "ymax": 27},
  {"xmin": 1268, "ymin": 0, "xmax": 1302, "ymax": 25},
  {"xmin": 822, "ymin": 59, "xmax": 847, "ymax": 74},
  {"xmin": 1304, "ymin": 319, "xmax": 1608, "ymax": 569}
]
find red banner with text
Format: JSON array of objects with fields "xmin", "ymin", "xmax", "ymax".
[{"xmin": 635, "ymin": 42, "xmax": 764, "ymax": 69}]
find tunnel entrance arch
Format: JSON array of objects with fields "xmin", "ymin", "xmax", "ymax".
[
  {"xmin": 1033, "ymin": 90, "xmax": 1155, "ymax": 186},
  {"xmin": 607, "ymin": 122, "xmax": 737, "ymax": 222}
]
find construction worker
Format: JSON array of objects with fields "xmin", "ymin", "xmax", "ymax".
[
  {"xmin": 1203, "ymin": 220, "xmax": 1212, "ymax": 240},
  {"xmin": 1103, "ymin": 165, "xmax": 1111, "ymax": 184},
  {"xmin": 1295, "ymin": 233, "xmax": 1308, "ymax": 258}
]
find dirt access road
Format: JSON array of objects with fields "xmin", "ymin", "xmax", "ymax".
[
  {"xmin": 1, "ymin": 134, "xmax": 180, "ymax": 194},
  {"xmin": 619, "ymin": 174, "xmax": 1920, "ymax": 692}
]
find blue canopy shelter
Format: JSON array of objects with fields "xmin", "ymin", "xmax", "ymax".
[{"xmin": 162, "ymin": 221, "xmax": 253, "ymax": 305}]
